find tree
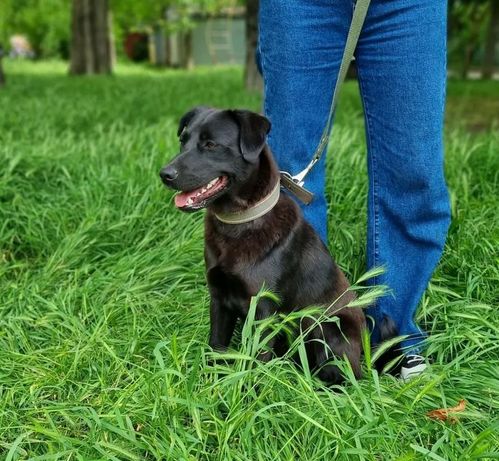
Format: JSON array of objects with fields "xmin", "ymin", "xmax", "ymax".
[
  {"xmin": 482, "ymin": 0, "xmax": 499, "ymax": 79},
  {"xmin": 244, "ymin": 0, "xmax": 262, "ymax": 91},
  {"xmin": 69, "ymin": 0, "xmax": 112, "ymax": 75}
]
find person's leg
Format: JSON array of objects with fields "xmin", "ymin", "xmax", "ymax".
[
  {"xmin": 355, "ymin": 0, "xmax": 451, "ymax": 353},
  {"xmin": 258, "ymin": 0, "xmax": 352, "ymax": 243}
]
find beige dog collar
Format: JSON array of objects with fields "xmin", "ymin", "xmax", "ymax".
[{"xmin": 214, "ymin": 179, "xmax": 281, "ymax": 225}]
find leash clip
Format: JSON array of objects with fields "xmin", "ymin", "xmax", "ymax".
[
  {"xmin": 280, "ymin": 171, "xmax": 314, "ymax": 205},
  {"xmin": 279, "ymin": 152, "xmax": 319, "ymax": 205}
]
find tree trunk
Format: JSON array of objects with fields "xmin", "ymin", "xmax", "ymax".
[
  {"xmin": 462, "ymin": 45, "xmax": 474, "ymax": 79},
  {"xmin": 0, "ymin": 61, "xmax": 5, "ymax": 87},
  {"xmin": 0, "ymin": 44, "xmax": 5, "ymax": 87},
  {"xmin": 482, "ymin": 0, "xmax": 499, "ymax": 79},
  {"xmin": 183, "ymin": 31, "xmax": 194, "ymax": 70},
  {"xmin": 108, "ymin": 10, "xmax": 117, "ymax": 69},
  {"xmin": 461, "ymin": 4, "xmax": 481, "ymax": 80},
  {"xmin": 70, "ymin": 0, "xmax": 112, "ymax": 75},
  {"xmin": 244, "ymin": 0, "xmax": 262, "ymax": 92}
]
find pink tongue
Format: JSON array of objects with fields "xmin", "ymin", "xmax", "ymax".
[{"xmin": 174, "ymin": 190, "xmax": 197, "ymax": 208}]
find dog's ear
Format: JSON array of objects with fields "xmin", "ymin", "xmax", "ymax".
[
  {"xmin": 177, "ymin": 106, "xmax": 209, "ymax": 137},
  {"xmin": 229, "ymin": 110, "xmax": 271, "ymax": 163}
]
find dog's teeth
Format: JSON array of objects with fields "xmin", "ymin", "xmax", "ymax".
[
  {"xmin": 199, "ymin": 178, "xmax": 219, "ymax": 195},
  {"xmin": 186, "ymin": 198, "xmax": 193, "ymax": 205}
]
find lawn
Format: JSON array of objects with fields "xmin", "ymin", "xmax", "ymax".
[{"xmin": 0, "ymin": 60, "xmax": 498, "ymax": 460}]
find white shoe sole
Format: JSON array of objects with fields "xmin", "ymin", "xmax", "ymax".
[{"xmin": 400, "ymin": 362, "xmax": 427, "ymax": 381}]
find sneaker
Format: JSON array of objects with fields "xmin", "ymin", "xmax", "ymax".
[{"xmin": 400, "ymin": 354, "xmax": 427, "ymax": 381}]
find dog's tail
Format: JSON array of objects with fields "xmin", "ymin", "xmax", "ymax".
[{"xmin": 372, "ymin": 315, "xmax": 404, "ymax": 374}]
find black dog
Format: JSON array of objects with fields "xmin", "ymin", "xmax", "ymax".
[{"xmin": 160, "ymin": 106, "xmax": 370, "ymax": 384}]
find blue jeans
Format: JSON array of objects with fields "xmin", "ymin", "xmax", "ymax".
[{"xmin": 258, "ymin": 0, "xmax": 451, "ymax": 353}]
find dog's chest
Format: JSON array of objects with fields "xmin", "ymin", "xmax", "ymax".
[
  {"xmin": 206, "ymin": 265, "xmax": 252, "ymax": 314},
  {"xmin": 205, "ymin": 238, "xmax": 277, "ymax": 315},
  {"xmin": 205, "ymin": 226, "xmax": 266, "ymax": 274},
  {"xmin": 205, "ymin": 249, "xmax": 262, "ymax": 297}
]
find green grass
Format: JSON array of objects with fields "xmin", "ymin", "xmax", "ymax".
[{"xmin": 0, "ymin": 60, "xmax": 498, "ymax": 460}]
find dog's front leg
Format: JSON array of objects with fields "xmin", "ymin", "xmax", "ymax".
[{"xmin": 208, "ymin": 297, "xmax": 237, "ymax": 352}]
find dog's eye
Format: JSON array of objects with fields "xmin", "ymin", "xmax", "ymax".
[{"xmin": 204, "ymin": 141, "xmax": 217, "ymax": 150}]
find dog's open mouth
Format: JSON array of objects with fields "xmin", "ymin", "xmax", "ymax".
[{"xmin": 174, "ymin": 176, "xmax": 229, "ymax": 210}]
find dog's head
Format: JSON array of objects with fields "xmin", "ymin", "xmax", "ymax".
[{"xmin": 160, "ymin": 106, "xmax": 271, "ymax": 211}]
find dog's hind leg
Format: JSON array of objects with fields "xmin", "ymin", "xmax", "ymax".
[
  {"xmin": 254, "ymin": 298, "xmax": 281, "ymax": 362},
  {"xmin": 302, "ymin": 315, "xmax": 362, "ymax": 385}
]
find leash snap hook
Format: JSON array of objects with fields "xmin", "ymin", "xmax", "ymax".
[{"xmin": 280, "ymin": 170, "xmax": 314, "ymax": 205}]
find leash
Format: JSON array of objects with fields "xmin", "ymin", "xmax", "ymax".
[
  {"xmin": 213, "ymin": 0, "xmax": 370, "ymax": 225},
  {"xmin": 280, "ymin": 0, "xmax": 371, "ymax": 204}
]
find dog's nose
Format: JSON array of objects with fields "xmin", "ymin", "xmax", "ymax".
[{"xmin": 160, "ymin": 166, "xmax": 178, "ymax": 182}]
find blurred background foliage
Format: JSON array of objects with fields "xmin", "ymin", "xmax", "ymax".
[
  {"xmin": 0, "ymin": 0, "xmax": 70, "ymax": 58},
  {"xmin": 0, "ymin": 0, "xmax": 245, "ymax": 58},
  {"xmin": 0, "ymin": 0, "xmax": 497, "ymax": 80}
]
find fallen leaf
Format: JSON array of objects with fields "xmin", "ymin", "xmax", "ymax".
[{"xmin": 426, "ymin": 399, "xmax": 466, "ymax": 423}]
